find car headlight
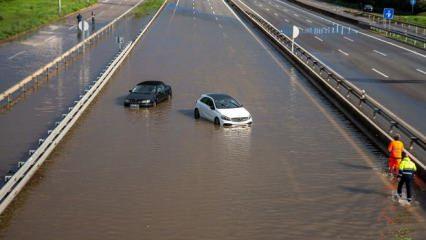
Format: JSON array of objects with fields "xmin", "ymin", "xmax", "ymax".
[
  {"xmin": 125, "ymin": 99, "xmax": 130, "ymax": 103},
  {"xmin": 221, "ymin": 115, "xmax": 231, "ymax": 121},
  {"xmin": 141, "ymin": 99, "xmax": 151, "ymax": 103}
]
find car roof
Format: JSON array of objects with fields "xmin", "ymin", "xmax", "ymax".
[
  {"xmin": 137, "ymin": 81, "xmax": 164, "ymax": 86},
  {"xmin": 202, "ymin": 93, "xmax": 233, "ymax": 100}
]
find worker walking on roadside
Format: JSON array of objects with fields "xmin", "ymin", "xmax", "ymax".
[
  {"xmin": 388, "ymin": 134, "xmax": 404, "ymax": 176},
  {"xmin": 397, "ymin": 152, "xmax": 417, "ymax": 203}
]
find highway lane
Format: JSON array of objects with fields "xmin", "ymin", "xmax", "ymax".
[
  {"xmin": 0, "ymin": 0, "xmax": 140, "ymax": 93},
  {"xmin": 0, "ymin": 15, "xmax": 150, "ymax": 178},
  {"xmin": 241, "ymin": 0, "xmax": 426, "ymax": 133},
  {"xmin": 1, "ymin": 0, "xmax": 425, "ymax": 239}
]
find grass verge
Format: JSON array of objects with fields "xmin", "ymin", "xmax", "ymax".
[
  {"xmin": 395, "ymin": 15, "xmax": 426, "ymax": 28},
  {"xmin": 133, "ymin": 0, "xmax": 164, "ymax": 18},
  {"xmin": 0, "ymin": 0, "xmax": 97, "ymax": 41}
]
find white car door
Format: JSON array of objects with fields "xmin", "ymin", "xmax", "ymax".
[
  {"xmin": 205, "ymin": 98, "xmax": 216, "ymax": 121},
  {"xmin": 198, "ymin": 97, "xmax": 210, "ymax": 119}
]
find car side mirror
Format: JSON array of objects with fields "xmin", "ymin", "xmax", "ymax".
[{"xmin": 210, "ymin": 105, "xmax": 215, "ymax": 110}]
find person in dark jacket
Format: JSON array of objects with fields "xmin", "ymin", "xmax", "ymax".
[
  {"xmin": 77, "ymin": 13, "xmax": 83, "ymax": 24},
  {"xmin": 397, "ymin": 152, "xmax": 417, "ymax": 203}
]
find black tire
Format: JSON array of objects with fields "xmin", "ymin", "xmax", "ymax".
[
  {"xmin": 194, "ymin": 108, "xmax": 200, "ymax": 119},
  {"xmin": 214, "ymin": 117, "xmax": 220, "ymax": 126}
]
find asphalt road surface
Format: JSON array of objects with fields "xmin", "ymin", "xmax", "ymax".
[
  {"xmin": 0, "ymin": 0, "xmax": 141, "ymax": 93},
  {"xmin": 0, "ymin": 0, "xmax": 425, "ymax": 239},
  {"xmin": 240, "ymin": 0, "xmax": 426, "ymax": 133}
]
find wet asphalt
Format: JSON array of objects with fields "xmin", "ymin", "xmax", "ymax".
[{"xmin": 0, "ymin": 0, "xmax": 425, "ymax": 239}]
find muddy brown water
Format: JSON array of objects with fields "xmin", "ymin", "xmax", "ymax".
[{"xmin": 0, "ymin": 1, "xmax": 425, "ymax": 239}]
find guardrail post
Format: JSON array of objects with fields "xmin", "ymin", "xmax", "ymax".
[
  {"xmin": 359, "ymin": 90, "xmax": 366, "ymax": 107},
  {"xmin": 18, "ymin": 162, "xmax": 26, "ymax": 168},
  {"xmin": 388, "ymin": 121, "xmax": 397, "ymax": 134},
  {"xmin": 409, "ymin": 137, "xmax": 418, "ymax": 150},
  {"xmin": 373, "ymin": 108, "xmax": 380, "ymax": 119},
  {"xmin": 4, "ymin": 176, "xmax": 12, "ymax": 183}
]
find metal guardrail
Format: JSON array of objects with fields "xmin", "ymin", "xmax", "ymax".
[
  {"xmin": 370, "ymin": 24, "xmax": 426, "ymax": 49},
  {"xmin": 0, "ymin": 0, "xmax": 168, "ymax": 215},
  {"xmin": 0, "ymin": 0, "xmax": 147, "ymax": 108},
  {"xmin": 286, "ymin": 0, "xmax": 426, "ymax": 49},
  {"xmin": 227, "ymin": 0, "xmax": 425, "ymax": 169},
  {"xmin": 363, "ymin": 12, "xmax": 426, "ymax": 37}
]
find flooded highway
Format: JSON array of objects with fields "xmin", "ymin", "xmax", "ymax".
[
  {"xmin": 0, "ymin": 0, "xmax": 141, "ymax": 92},
  {"xmin": 0, "ymin": 13, "xmax": 150, "ymax": 177},
  {"xmin": 0, "ymin": 0, "xmax": 425, "ymax": 239}
]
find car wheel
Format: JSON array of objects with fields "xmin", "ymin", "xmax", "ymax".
[
  {"xmin": 214, "ymin": 117, "xmax": 220, "ymax": 126},
  {"xmin": 194, "ymin": 108, "xmax": 200, "ymax": 119}
]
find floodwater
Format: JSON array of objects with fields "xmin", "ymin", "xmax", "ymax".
[
  {"xmin": 0, "ymin": 13, "xmax": 150, "ymax": 177},
  {"xmin": 0, "ymin": 0, "xmax": 425, "ymax": 239},
  {"xmin": 0, "ymin": 0, "xmax": 141, "ymax": 92}
]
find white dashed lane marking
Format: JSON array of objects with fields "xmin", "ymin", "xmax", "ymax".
[
  {"xmin": 416, "ymin": 69, "xmax": 426, "ymax": 75},
  {"xmin": 373, "ymin": 50, "xmax": 387, "ymax": 57},
  {"xmin": 314, "ymin": 36, "xmax": 323, "ymax": 42},
  {"xmin": 8, "ymin": 50, "xmax": 26, "ymax": 60},
  {"xmin": 372, "ymin": 68, "xmax": 389, "ymax": 78},
  {"xmin": 343, "ymin": 36, "xmax": 354, "ymax": 42},
  {"xmin": 338, "ymin": 49, "xmax": 349, "ymax": 56}
]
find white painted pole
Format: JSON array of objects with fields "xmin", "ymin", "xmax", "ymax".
[{"xmin": 58, "ymin": 0, "xmax": 62, "ymax": 15}]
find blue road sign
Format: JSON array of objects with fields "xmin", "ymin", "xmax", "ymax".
[
  {"xmin": 410, "ymin": 0, "xmax": 416, "ymax": 6},
  {"xmin": 383, "ymin": 8, "xmax": 394, "ymax": 20}
]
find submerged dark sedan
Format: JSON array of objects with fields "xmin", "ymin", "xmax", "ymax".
[{"xmin": 124, "ymin": 81, "xmax": 172, "ymax": 107}]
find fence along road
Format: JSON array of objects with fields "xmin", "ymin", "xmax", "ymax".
[
  {"xmin": 1, "ymin": 0, "xmax": 425, "ymax": 239},
  {"xmin": 0, "ymin": 0, "xmax": 147, "ymax": 108}
]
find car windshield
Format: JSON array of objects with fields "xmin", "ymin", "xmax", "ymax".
[
  {"xmin": 132, "ymin": 85, "xmax": 156, "ymax": 94},
  {"xmin": 212, "ymin": 95, "xmax": 242, "ymax": 109}
]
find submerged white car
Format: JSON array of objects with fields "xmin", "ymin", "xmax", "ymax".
[{"xmin": 194, "ymin": 93, "xmax": 253, "ymax": 126}]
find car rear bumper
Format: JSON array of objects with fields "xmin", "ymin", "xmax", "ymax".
[{"xmin": 124, "ymin": 102, "xmax": 154, "ymax": 108}]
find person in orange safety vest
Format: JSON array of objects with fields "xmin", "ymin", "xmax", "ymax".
[{"xmin": 388, "ymin": 134, "xmax": 404, "ymax": 176}]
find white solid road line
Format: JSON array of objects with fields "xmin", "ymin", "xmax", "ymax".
[
  {"xmin": 314, "ymin": 36, "xmax": 323, "ymax": 42},
  {"xmin": 8, "ymin": 50, "xmax": 26, "ymax": 60},
  {"xmin": 372, "ymin": 68, "xmax": 389, "ymax": 78},
  {"xmin": 343, "ymin": 36, "xmax": 354, "ymax": 42},
  {"xmin": 416, "ymin": 69, "xmax": 426, "ymax": 75},
  {"xmin": 306, "ymin": 19, "xmax": 312, "ymax": 23},
  {"xmin": 338, "ymin": 49, "xmax": 349, "ymax": 56},
  {"xmin": 271, "ymin": 0, "xmax": 426, "ymax": 58},
  {"xmin": 68, "ymin": 25, "xmax": 77, "ymax": 30},
  {"xmin": 373, "ymin": 50, "xmax": 387, "ymax": 57}
]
